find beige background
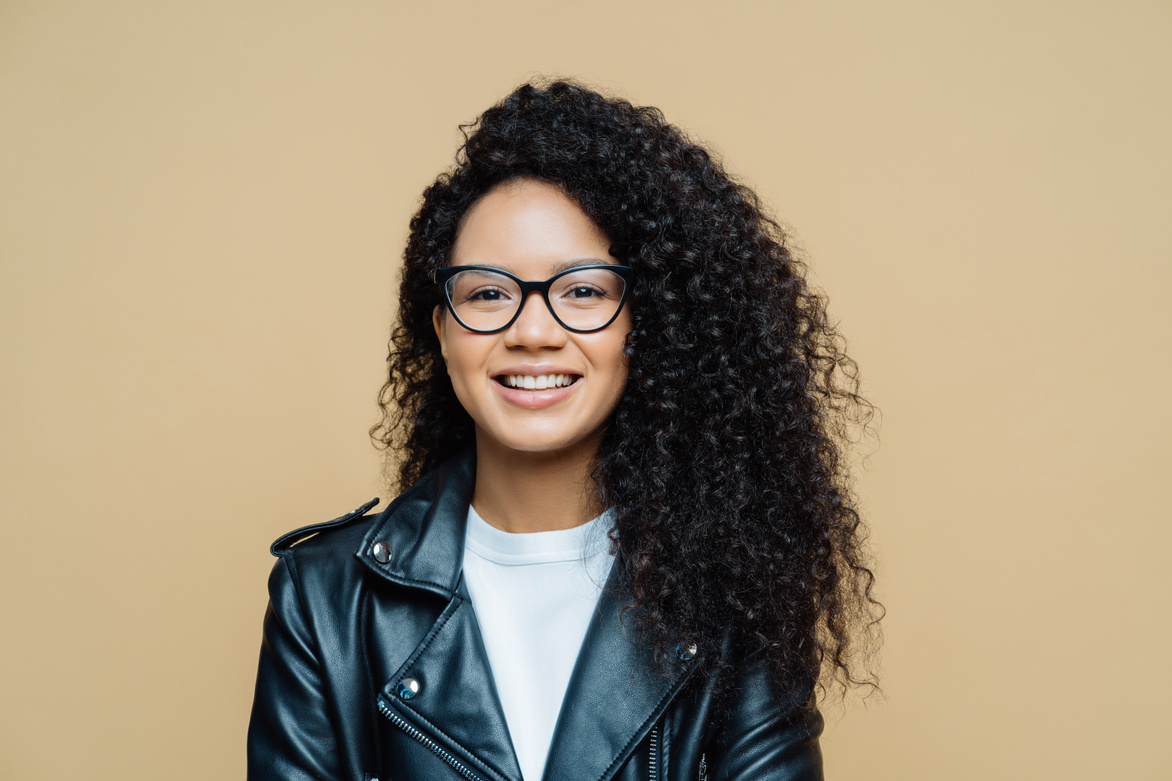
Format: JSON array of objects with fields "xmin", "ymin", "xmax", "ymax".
[{"xmin": 2, "ymin": 1, "xmax": 1169, "ymax": 778}]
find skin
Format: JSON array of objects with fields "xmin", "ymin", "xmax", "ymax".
[{"xmin": 433, "ymin": 179, "xmax": 631, "ymax": 533}]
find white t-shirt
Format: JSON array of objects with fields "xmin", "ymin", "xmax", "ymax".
[{"xmin": 461, "ymin": 504, "xmax": 616, "ymax": 781}]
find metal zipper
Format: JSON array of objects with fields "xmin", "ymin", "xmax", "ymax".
[
  {"xmin": 698, "ymin": 753, "xmax": 707, "ymax": 781},
  {"xmin": 377, "ymin": 699, "xmax": 487, "ymax": 781},
  {"xmin": 648, "ymin": 724, "xmax": 659, "ymax": 781}
]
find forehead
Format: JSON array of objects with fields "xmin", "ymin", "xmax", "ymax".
[{"xmin": 451, "ymin": 180, "xmax": 612, "ymax": 275}]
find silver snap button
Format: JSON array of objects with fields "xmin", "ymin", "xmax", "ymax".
[
  {"xmin": 677, "ymin": 642, "xmax": 697, "ymax": 662},
  {"xmin": 371, "ymin": 541, "xmax": 392, "ymax": 564},
  {"xmin": 397, "ymin": 677, "xmax": 420, "ymax": 700}
]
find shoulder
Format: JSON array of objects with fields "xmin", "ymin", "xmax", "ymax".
[
  {"xmin": 263, "ymin": 498, "xmax": 390, "ymax": 612},
  {"xmin": 262, "ymin": 451, "xmax": 473, "ymax": 607},
  {"xmin": 267, "ymin": 461, "xmax": 447, "ymax": 563},
  {"xmin": 262, "ymin": 463, "xmax": 447, "ymax": 585}
]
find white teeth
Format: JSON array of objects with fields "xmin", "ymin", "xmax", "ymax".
[{"xmin": 504, "ymin": 374, "xmax": 576, "ymax": 389}]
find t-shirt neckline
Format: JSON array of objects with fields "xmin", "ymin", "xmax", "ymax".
[{"xmin": 464, "ymin": 505, "xmax": 615, "ymax": 566}]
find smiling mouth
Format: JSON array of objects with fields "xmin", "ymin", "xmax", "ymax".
[{"xmin": 494, "ymin": 373, "xmax": 581, "ymax": 390}]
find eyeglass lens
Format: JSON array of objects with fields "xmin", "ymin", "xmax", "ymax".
[{"xmin": 445, "ymin": 268, "xmax": 627, "ymax": 332}]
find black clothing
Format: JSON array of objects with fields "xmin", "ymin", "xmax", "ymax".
[{"xmin": 247, "ymin": 451, "xmax": 824, "ymax": 780}]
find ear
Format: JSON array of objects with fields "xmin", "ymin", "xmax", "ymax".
[{"xmin": 433, "ymin": 306, "xmax": 449, "ymax": 362}]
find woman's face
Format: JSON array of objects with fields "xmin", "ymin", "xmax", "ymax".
[{"xmin": 433, "ymin": 179, "xmax": 631, "ymax": 460}]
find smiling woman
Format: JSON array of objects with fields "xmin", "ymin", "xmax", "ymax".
[{"xmin": 248, "ymin": 80, "xmax": 880, "ymax": 781}]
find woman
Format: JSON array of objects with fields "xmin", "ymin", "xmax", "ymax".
[{"xmin": 249, "ymin": 80, "xmax": 879, "ymax": 781}]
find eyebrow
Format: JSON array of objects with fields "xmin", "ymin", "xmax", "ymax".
[{"xmin": 469, "ymin": 258, "xmax": 619, "ymax": 275}]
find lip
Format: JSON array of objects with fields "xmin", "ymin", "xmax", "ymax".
[{"xmin": 490, "ymin": 364, "xmax": 583, "ymax": 410}]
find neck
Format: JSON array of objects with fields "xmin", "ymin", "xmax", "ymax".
[{"xmin": 471, "ymin": 433, "xmax": 603, "ymax": 534}]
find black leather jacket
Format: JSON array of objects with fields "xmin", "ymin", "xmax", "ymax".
[{"xmin": 248, "ymin": 451, "xmax": 824, "ymax": 780}]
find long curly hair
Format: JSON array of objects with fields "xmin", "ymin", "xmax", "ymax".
[{"xmin": 372, "ymin": 79, "xmax": 881, "ymax": 698}]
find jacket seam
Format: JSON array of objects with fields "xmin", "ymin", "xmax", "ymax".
[{"xmin": 377, "ymin": 572, "xmax": 454, "ymax": 595}]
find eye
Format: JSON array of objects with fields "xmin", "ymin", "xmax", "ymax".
[
  {"xmin": 567, "ymin": 285, "xmax": 605, "ymax": 298},
  {"xmin": 465, "ymin": 286, "xmax": 510, "ymax": 302}
]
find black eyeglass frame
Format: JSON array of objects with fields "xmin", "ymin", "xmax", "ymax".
[{"xmin": 434, "ymin": 264, "xmax": 633, "ymax": 334}]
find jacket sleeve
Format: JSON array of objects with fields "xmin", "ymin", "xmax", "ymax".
[
  {"xmin": 247, "ymin": 554, "xmax": 343, "ymax": 780},
  {"xmin": 707, "ymin": 660, "xmax": 824, "ymax": 781}
]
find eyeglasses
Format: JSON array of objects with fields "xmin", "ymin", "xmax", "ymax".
[{"xmin": 435, "ymin": 264, "xmax": 632, "ymax": 334}]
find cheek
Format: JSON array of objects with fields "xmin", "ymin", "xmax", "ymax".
[
  {"xmin": 441, "ymin": 333, "xmax": 491, "ymax": 391},
  {"xmin": 593, "ymin": 332, "xmax": 632, "ymax": 396}
]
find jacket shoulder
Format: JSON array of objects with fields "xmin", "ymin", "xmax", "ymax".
[{"xmin": 269, "ymin": 498, "xmax": 381, "ymax": 557}]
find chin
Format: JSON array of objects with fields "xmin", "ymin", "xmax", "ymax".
[
  {"xmin": 478, "ymin": 424, "xmax": 601, "ymax": 458},
  {"xmin": 497, "ymin": 436, "xmax": 585, "ymax": 456}
]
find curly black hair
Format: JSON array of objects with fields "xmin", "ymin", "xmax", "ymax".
[{"xmin": 372, "ymin": 79, "xmax": 881, "ymax": 698}]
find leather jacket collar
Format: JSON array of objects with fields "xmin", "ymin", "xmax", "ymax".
[{"xmin": 356, "ymin": 448, "xmax": 478, "ymax": 599}]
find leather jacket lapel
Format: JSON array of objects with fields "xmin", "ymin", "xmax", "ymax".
[
  {"xmin": 541, "ymin": 562, "xmax": 699, "ymax": 781},
  {"xmin": 378, "ymin": 580, "xmax": 524, "ymax": 781}
]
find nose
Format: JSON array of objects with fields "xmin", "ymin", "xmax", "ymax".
[{"xmin": 503, "ymin": 291, "xmax": 568, "ymax": 349}]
